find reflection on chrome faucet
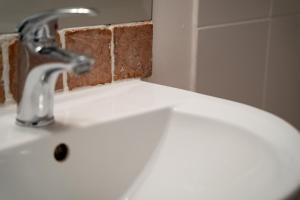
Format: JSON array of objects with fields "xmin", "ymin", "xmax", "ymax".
[{"xmin": 16, "ymin": 8, "xmax": 97, "ymax": 127}]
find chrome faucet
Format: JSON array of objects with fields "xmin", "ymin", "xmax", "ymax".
[{"xmin": 16, "ymin": 8, "xmax": 97, "ymax": 127}]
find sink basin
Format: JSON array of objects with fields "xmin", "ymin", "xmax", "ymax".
[{"xmin": 0, "ymin": 80, "xmax": 300, "ymax": 200}]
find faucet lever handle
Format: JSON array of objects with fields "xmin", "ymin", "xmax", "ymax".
[{"xmin": 17, "ymin": 7, "xmax": 97, "ymax": 41}]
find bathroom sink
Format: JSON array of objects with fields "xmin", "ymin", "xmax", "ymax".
[{"xmin": 0, "ymin": 80, "xmax": 300, "ymax": 200}]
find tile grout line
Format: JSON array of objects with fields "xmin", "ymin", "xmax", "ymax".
[
  {"xmin": 197, "ymin": 18, "xmax": 270, "ymax": 30},
  {"xmin": 1, "ymin": 43, "xmax": 7, "ymax": 101},
  {"xmin": 268, "ymin": 0, "xmax": 275, "ymax": 18},
  {"xmin": 189, "ymin": 0, "xmax": 199, "ymax": 92},
  {"xmin": 0, "ymin": 43, "xmax": 6, "ymax": 102},
  {"xmin": 1, "ymin": 39, "xmax": 14, "ymax": 103},
  {"xmin": 58, "ymin": 30, "xmax": 69, "ymax": 92},
  {"xmin": 61, "ymin": 21, "xmax": 151, "ymax": 32},
  {"xmin": 109, "ymin": 21, "xmax": 152, "ymax": 29},
  {"xmin": 110, "ymin": 25, "xmax": 115, "ymax": 83},
  {"xmin": 262, "ymin": 0, "xmax": 274, "ymax": 108}
]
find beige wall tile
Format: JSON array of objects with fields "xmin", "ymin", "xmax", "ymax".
[
  {"xmin": 272, "ymin": 0, "xmax": 300, "ymax": 16},
  {"xmin": 265, "ymin": 15, "xmax": 300, "ymax": 130},
  {"xmin": 196, "ymin": 22, "xmax": 269, "ymax": 107},
  {"xmin": 198, "ymin": 0, "xmax": 271, "ymax": 27}
]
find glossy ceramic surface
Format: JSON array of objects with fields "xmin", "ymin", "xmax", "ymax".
[{"xmin": 0, "ymin": 80, "xmax": 299, "ymax": 200}]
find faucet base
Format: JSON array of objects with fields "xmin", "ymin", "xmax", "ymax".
[{"xmin": 16, "ymin": 117, "xmax": 54, "ymax": 127}]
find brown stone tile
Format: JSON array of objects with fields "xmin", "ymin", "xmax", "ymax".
[
  {"xmin": 9, "ymin": 39, "xmax": 21, "ymax": 103},
  {"xmin": 0, "ymin": 83, "xmax": 4, "ymax": 104},
  {"xmin": 113, "ymin": 23, "xmax": 152, "ymax": 80},
  {"xmin": 65, "ymin": 28, "xmax": 112, "ymax": 90},
  {"xmin": 0, "ymin": 48, "xmax": 5, "ymax": 104},
  {"xmin": 9, "ymin": 35, "xmax": 63, "ymax": 103}
]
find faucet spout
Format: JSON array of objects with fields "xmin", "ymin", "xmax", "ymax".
[
  {"xmin": 15, "ymin": 7, "xmax": 98, "ymax": 127},
  {"xmin": 39, "ymin": 46, "xmax": 94, "ymax": 75},
  {"xmin": 16, "ymin": 54, "xmax": 94, "ymax": 127}
]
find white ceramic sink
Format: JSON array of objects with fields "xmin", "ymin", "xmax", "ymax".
[{"xmin": 0, "ymin": 80, "xmax": 300, "ymax": 200}]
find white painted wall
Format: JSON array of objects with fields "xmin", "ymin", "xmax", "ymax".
[{"xmin": 147, "ymin": 0, "xmax": 195, "ymax": 90}]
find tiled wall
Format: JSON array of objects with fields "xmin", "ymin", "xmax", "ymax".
[
  {"xmin": 0, "ymin": 22, "xmax": 152, "ymax": 104},
  {"xmin": 195, "ymin": 0, "xmax": 300, "ymax": 130}
]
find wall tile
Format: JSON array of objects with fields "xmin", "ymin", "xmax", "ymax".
[
  {"xmin": 272, "ymin": 0, "xmax": 300, "ymax": 16},
  {"xmin": 114, "ymin": 24, "xmax": 152, "ymax": 80},
  {"xmin": 0, "ymin": 48, "xmax": 5, "ymax": 104},
  {"xmin": 265, "ymin": 15, "xmax": 300, "ymax": 130},
  {"xmin": 198, "ymin": 0, "xmax": 271, "ymax": 27},
  {"xmin": 1, "ymin": 22, "xmax": 152, "ymax": 106},
  {"xmin": 9, "ymin": 37, "xmax": 63, "ymax": 103},
  {"xmin": 8, "ymin": 39, "xmax": 19, "ymax": 102},
  {"xmin": 196, "ymin": 22, "xmax": 269, "ymax": 107},
  {"xmin": 65, "ymin": 28, "xmax": 112, "ymax": 90}
]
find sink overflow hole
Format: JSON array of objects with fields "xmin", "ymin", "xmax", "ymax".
[{"xmin": 54, "ymin": 143, "xmax": 69, "ymax": 162}]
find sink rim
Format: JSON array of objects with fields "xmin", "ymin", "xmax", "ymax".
[{"xmin": 0, "ymin": 79, "xmax": 299, "ymax": 199}]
